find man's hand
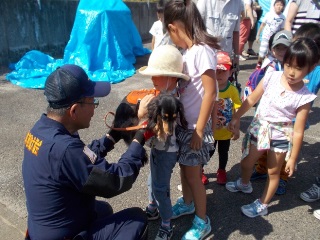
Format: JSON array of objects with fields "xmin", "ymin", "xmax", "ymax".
[
  {"xmin": 107, "ymin": 129, "xmax": 122, "ymax": 144},
  {"xmin": 133, "ymin": 128, "xmax": 154, "ymax": 146}
]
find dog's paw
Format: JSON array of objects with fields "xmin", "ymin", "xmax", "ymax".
[{"xmin": 141, "ymin": 151, "xmax": 149, "ymax": 167}]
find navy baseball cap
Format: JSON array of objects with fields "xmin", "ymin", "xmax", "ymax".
[{"xmin": 44, "ymin": 64, "xmax": 111, "ymax": 109}]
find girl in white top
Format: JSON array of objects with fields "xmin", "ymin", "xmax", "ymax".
[
  {"xmin": 226, "ymin": 38, "xmax": 317, "ymax": 218},
  {"xmin": 149, "ymin": 0, "xmax": 173, "ymax": 49},
  {"xmin": 163, "ymin": 0, "xmax": 219, "ymax": 239}
]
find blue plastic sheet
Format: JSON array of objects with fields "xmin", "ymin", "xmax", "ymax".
[{"xmin": 6, "ymin": 0, "xmax": 150, "ymax": 89}]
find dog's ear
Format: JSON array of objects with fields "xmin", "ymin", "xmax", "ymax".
[
  {"xmin": 177, "ymin": 99, "xmax": 188, "ymax": 129},
  {"xmin": 147, "ymin": 96, "xmax": 161, "ymax": 129},
  {"xmin": 141, "ymin": 150, "xmax": 149, "ymax": 167}
]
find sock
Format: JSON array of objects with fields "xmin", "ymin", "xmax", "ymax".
[
  {"xmin": 161, "ymin": 220, "xmax": 171, "ymax": 229},
  {"xmin": 240, "ymin": 180, "xmax": 249, "ymax": 187},
  {"xmin": 258, "ymin": 199, "xmax": 268, "ymax": 208},
  {"xmin": 148, "ymin": 202, "xmax": 157, "ymax": 212},
  {"xmin": 196, "ymin": 215, "xmax": 208, "ymax": 224}
]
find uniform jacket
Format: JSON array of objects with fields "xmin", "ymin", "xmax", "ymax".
[{"xmin": 22, "ymin": 114, "xmax": 145, "ymax": 240}]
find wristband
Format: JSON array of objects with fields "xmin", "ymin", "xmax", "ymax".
[{"xmin": 134, "ymin": 130, "xmax": 145, "ymax": 146}]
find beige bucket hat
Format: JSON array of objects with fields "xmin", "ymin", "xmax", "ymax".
[{"xmin": 139, "ymin": 45, "xmax": 190, "ymax": 81}]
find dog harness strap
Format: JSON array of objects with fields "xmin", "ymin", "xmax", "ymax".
[{"xmin": 104, "ymin": 112, "xmax": 147, "ymax": 131}]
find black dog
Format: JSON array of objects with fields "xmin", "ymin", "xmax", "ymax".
[
  {"xmin": 146, "ymin": 93, "xmax": 188, "ymax": 142},
  {"xmin": 112, "ymin": 91, "xmax": 187, "ymax": 144}
]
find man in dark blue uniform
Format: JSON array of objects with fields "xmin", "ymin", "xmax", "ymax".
[{"xmin": 22, "ymin": 64, "xmax": 149, "ymax": 240}]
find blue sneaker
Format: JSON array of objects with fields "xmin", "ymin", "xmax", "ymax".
[
  {"xmin": 275, "ymin": 179, "xmax": 287, "ymax": 195},
  {"xmin": 182, "ymin": 215, "xmax": 211, "ymax": 240},
  {"xmin": 250, "ymin": 168, "xmax": 267, "ymax": 181},
  {"xmin": 171, "ymin": 197, "xmax": 195, "ymax": 219},
  {"xmin": 241, "ymin": 199, "xmax": 268, "ymax": 218},
  {"xmin": 226, "ymin": 178, "xmax": 253, "ymax": 193}
]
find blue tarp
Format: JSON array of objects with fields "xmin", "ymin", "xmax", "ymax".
[{"xmin": 6, "ymin": 0, "xmax": 150, "ymax": 89}]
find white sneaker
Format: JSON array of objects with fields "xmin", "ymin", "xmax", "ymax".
[
  {"xmin": 314, "ymin": 209, "xmax": 320, "ymax": 220},
  {"xmin": 239, "ymin": 55, "xmax": 247, "ymax": 61},
  {"xmin": 242, "ymin": 51, "xmax": 249, "ymax": 57},
  {"xmin": 226, "ymin": 178, "xmax": 253, "ymax": 193}
]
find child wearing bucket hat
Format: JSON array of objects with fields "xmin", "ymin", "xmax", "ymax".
[
  {"xmin": 138, "ymin": 44, "xmax": 189, "ymax": 240},
  {"xmin": 203, "ymin": 51, "xmax": 242, "ymax": 185}
]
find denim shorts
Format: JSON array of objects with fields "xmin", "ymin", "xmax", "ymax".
[{"xmin": 251, "ymin": 136, "xmax": 289, "ymax": 152}]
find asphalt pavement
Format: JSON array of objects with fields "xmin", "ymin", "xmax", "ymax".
[{"xmin": 1, "ymin": 42, "xmax": 320, "ymax": 240}]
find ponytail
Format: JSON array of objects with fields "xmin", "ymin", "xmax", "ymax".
[{"xmin": 164, "ymin": 0, "xmax": 220, "ymax": 50}]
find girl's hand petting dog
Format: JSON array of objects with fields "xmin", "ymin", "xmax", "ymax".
[{"xmin": 137, "ymin": 94, "xmax": 156, "ymax": 119}]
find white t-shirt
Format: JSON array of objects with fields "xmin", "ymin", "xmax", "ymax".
[
  {"xmin": 178, "ymin": 44, "xmax": 217, "ymax": 129},
  {"xmin": 261, "ymin": 11, "xmax": 285, "ymax": 39},
  {"xmin": 197, "ymin": 0, "xmax": 242, "ymax": 54},
  {"xmin": 149, "ymin": 20, "xmax": 164, "ymax": 49}
]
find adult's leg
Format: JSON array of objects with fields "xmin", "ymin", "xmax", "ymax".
[
  {"xmin": 95, "ymin": 200, "xmax": 113, "ymax": 218},
  {"xmin": 87, "ymin": 207, "xmax": 148, "ymax": 240},
  {"xmin": 246, "ymin": 20, "xmax": 257, "ymax": 55},
  {"xmin": 239, "ymin": 19, "xmax": 252, "ymax": 54}
]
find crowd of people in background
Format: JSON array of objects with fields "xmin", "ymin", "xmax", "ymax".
[
  {"xmin": 23, "ymin": 0, "xmax": 320, "ymax": 240},
  {"xmin": 146, "ymin": 0, "xmax": 320, "ymax": 239}
]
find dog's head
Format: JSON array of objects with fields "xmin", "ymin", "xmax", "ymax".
[
  {"xmin": 112, "ymin": 101, "xmax": 139, "ymax": 145},
  {"xmin": 147, "ymin": 93, "xmax": 187, "ymax": 142}
]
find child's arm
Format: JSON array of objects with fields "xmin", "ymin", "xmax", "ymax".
[
  {"xmin": 211, "ymin": 101, "xmax": 218, "ymax": 135},
  {"xmin": 256, "ymin": 22, "xmax": 265, "ymax": 42},
  {"xmin": 151, "ymin": 36, "xmax": 155, "ymax": 50},
  {"xmin": 285, "ymin": 102, "xmax": 312, "ymax": 177},
  {"xmin": 228, "ymin": 78, "xmax": 264, "ymax": 133},
  {"xmin": 231, "ymin": 109, "xmax": 240, "ymax": 140},
  {"xmin": 137, "ymin": 94, "xmax": 156, "ymax": 119},
  {"xmin": 191, "ymin": 69, "xmax": 216, "ymax": 150},
  {"xmin": 230, "ymin": 87, "xmax": 242, "ymax": 140}
]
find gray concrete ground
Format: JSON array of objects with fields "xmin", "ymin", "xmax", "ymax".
[{"xmin": 1, "ymin": 42, "xmax": 320, "ymax": 240}]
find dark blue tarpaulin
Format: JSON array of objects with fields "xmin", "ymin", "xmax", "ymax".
[{"xmin": 6, "ymin": 0, "xmax": 150, "ymax": 88}]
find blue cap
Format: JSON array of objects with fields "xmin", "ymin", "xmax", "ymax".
[{"xmin": 44, "ymin": 64, "xmax": 111, "ymax": 109}]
